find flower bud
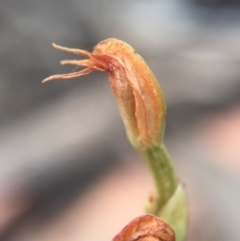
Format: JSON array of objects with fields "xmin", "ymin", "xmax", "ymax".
[
  {"xmin": 43, "ymin": 39, "xmax": 166, "ymax": 150},
  {"xmin": 113, "ymin": 215, "xmax": 175, "ymax": 241}
]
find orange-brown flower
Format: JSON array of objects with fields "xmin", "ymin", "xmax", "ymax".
[
  {"xmin": 43, "ymin": 39, "xmax": 166, "ymax": 149},
  {"xmin": 113, "ymin": 215, "xmax": 175, "ymax": 241}
]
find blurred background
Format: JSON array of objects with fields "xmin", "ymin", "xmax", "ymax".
[{"xmin": 1, "ymin": 0, "xmax": 240, "ymax": 240}]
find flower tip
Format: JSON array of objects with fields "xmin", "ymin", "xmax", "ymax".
[
  {"xmin": 42, "ymin": 76, "xmax": 53, "ymax": 83},
  {"xmin": 42, "ymin": 74, "xmax": 66, "ymax": 83},
  {"xmin": 60, "ymin": 60, "xmax": 78, "ymax": 65}
]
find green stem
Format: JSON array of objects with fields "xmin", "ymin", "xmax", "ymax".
[
  {"xmin": 140, "ymin": 143, "xmax": 188, "ymax": 241},
  {"xmin": 141, "ymin": 143, "xmax": 178, "ymax": 213}
]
